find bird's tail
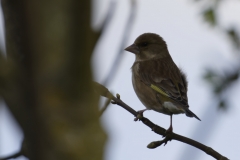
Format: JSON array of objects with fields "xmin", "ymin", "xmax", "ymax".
[{"xmin": 185, "ymin": 108, "xmax": 201, "ymax": 121}]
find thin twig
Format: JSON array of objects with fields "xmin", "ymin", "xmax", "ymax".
[
  {"xmin": 94, "ymin": 81, "xmax": 229, "ymax": 160},
  {"xmin": 99, "ymin": 98, "xmax": 112, "ymax": 116},
  {"xmin": 103, "ymin": 0, "xmax": 137, "ymax": 86},
  {"xmin": 0, "ymin": 152, "xmax": 22, "ymax": 160}
]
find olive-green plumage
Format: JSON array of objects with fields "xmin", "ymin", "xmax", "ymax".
[{"xmin": 125, "ymin": 33, "xmax": 200, "ymax": 130}]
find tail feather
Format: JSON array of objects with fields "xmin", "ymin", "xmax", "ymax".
[{"xmin": 185, "ymin": 108, "xmax": 201, "ymax": 121}]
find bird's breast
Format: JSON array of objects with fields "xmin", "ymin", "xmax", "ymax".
[{"xmin": 132, "ymin": 68, "xmax": 164, "ymax": 112}]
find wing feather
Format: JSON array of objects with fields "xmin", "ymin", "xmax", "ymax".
[{"xmin": 137, "ymin": 57, "xmax": 189, "ymax": 107}]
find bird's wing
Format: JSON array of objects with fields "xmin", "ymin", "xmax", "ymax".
[{"xmin": 137, "ymin": 58, "xmax": 188, "ymax": 107}]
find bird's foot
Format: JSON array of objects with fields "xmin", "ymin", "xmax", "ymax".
[
  {"xmin": 134, "ymin": 109, "xmax": 148, "ymax": 121},
  {"xmin": 147, "ymin": 134, "xmax": 172, "ymax": 148},
  {"xmin": 163, "ymin": 125, "xmax": 173, "ymax": 137}
]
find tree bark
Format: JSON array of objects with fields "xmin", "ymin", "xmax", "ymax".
[{"xmin": 1, "ymin": 0, "xmax": 106, "ymax": 160}]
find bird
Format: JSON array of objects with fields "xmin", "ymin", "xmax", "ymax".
[{"xmin": 125, "ymin": 33, "xmax": 200, "ymax": 133}]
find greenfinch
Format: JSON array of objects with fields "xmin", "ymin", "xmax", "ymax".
[{"xmin": 125, "ymin": 33, "xmax": 200, "ymax": 132}]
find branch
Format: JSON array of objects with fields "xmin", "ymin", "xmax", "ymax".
[
  {"xmin": 0, "ymin": 152, "xmax": 22, "ymax": 160},
  {"xmin": 0, "ymin": 139, "xmax": 28, "ymax": 160},
  {"xmin": 93, "ymin": 81, "xmax": 229, "ymax": 160},
  {"xmin": 102, "ymin": 0, "xmax": 137, "ymax": 85}
]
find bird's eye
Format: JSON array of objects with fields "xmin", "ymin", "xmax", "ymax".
[{"xmin": 141, "ymin": 42, "xmax": 148, "ymax": 47}]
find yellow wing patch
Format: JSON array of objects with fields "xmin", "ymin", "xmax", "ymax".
[{"xmin": 150, "ymin": 84, "xmax": 170, "ymax": 97}]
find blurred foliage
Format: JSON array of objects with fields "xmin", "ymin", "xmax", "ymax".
[
  {"xmin": 204, "ymin": 68, "xmax": 239, "ymax": 110},
  {"xmin": 198, "ymin": 0, "xmax": 240, "ymax": 110},
  {"xmin": 204, "ymin": 69, "xmax": 239, "ymax": 95},
  {"xmin": 203, "ymin": 8, "xmax": 216, "ymax": 26},
  {"xmin": 227, "ymin": 28, "xmax": 240, "ymax": 49}
]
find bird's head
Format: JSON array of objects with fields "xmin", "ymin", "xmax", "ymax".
[{"xmin": 125, "ymin": 33, "xmax": 170, "ymax": 61}]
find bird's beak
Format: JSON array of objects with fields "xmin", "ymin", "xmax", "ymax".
[{"xmin": 124, "ymin": 44, "xmax": 140, "ymax": 54}]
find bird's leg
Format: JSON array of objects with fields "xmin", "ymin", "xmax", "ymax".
[
  {"xmin": 134, "ymin": 109, "xmax": 148, "ymax": 121},
  {"xmin": 165, "ymin": 114, "xmax": 173, "ymax": 134}
]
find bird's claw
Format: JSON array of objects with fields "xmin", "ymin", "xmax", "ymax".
[
  {"xmin": 162, "ymin": 126, "xmax": 173, "ymax": 138},
  {"xmin": 147, "ymin": 135, "xmax": 172, "ymax": 149},
  {"xmin": 134, "ymin": 111, "xmax": 143, "ymax": 121},
  {"xmin": 134, "ymin": 109, "xmax": 148, "ymax": 121},
  {"xmin": 162, "ymin": 135, "xmax": 172, "ymax": 146}
]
